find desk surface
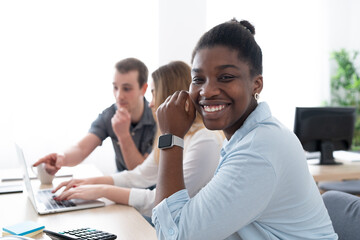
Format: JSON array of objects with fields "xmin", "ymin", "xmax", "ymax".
[
  {"xmin": 0, "ymin": 164, "xmax": 157, "ymax": 240},
  {"xmin": 308, "ymin": 159, "xmax": 360, "ymax": 182}
]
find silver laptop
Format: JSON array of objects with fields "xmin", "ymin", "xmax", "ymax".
[{"xmin": 15, "ymin": 143, "xmax": 105, "ymax": 215}]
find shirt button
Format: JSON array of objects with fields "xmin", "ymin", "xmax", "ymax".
[{"xmin": 168, "ymin": 228, "xmax": 174, "ymax": 236}]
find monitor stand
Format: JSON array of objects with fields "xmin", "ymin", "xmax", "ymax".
[{"xmin": 319, "ymin": 141, "xmax": 342, "ymax": 165}]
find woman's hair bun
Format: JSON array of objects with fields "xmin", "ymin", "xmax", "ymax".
[
  {"xmin": 239, "ymin": 20, "xmax": 255, "ymax": 35},
  {"xmin": 229, "ymin": 18, "xmax": 255, "ymax": 35}
]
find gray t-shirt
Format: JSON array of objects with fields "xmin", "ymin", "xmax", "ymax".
[{"xmin": 89, "ymin": 98, "xmax": 156, "ymax": 171}]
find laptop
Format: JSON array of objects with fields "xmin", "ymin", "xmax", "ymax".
[{"xmin": 15, "ymin": 143, "xmax": 105, "ymax": 215}]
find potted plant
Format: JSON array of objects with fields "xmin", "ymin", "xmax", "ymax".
[{"xmin": 330, "ymin": 49, "xmax": 360, "ymax": 150}]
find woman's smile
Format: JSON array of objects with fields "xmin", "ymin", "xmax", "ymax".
[
  {"xmin": 203, "ymin": 104, "xmax": 226, "ymax": 113},
  {"xmin": 200, "ymin": 103, "xmax": 230, "ymax": 120},
  {"xmin": 198, "ymin": 98, "xmax": 231, "ymax": 120}
]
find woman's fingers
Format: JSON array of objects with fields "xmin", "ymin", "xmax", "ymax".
[
  {"xmin": 156, "ymin": 91, "xmax": 195, "ymax": 137},
  {"xmin": 52, "ymin": 179, "xmax": 82, "ymax": 193},
  {"xmin": 56, "ymin": 188, "xmax": 75, "ymax": 200},
  {"xmin": 52, "ymin": 180, "xmax": 71, "ymax": 193},
  {"xmin": 55, "ymin": 185, "xmax": 100, "ymax": 201}
]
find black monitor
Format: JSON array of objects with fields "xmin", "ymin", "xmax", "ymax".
[{"xmin": 294, "ymin": 107, "xmax": 356, "ymax": 165}]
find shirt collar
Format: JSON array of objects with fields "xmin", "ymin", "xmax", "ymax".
[
  {"xmin": 222, "ymin": 102, "xmax": 272, "ymax": 154},
  {"xmin": 133, "ymin": 97, "xmax": 156, "ymax": 129}
]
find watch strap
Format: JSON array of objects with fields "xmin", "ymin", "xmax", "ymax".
[{"xmin": 172, "ymin": 135, "xmax": 184, "ymax": 149}]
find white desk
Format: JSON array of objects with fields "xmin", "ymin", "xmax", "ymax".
[{"xmin": 0, "ymin": 164, "xmax": 157, "ymax": 240}]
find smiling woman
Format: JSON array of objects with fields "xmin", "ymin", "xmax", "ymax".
[{"xmin": 152, "ymin": 19, "xmax": 338, "ymax": 240}]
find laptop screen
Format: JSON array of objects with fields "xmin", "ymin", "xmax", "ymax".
[{"xmin": 14, "ymin": 143, "xmax": 38, "ymax": 208}]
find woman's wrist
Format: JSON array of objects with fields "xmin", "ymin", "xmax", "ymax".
[
  {"xmin": 92, "ymin": 176, "xmax": 114, "ymax": 185},
  {"xmin": 103, "ymin": 186, "xmax": 130, "ymax": 205}
]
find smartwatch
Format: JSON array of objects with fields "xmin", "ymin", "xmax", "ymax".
[{"xmin": 158, "ymin": 134, "xmax": 184, "ymax": 149}]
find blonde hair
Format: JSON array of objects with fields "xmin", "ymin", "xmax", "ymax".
[{"xmin": 152, "ymin": 61, "xmax": 204, "ymax": 163}]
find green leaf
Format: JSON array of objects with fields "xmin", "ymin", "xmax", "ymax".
[{"xmin": 330, "ymin": 48, "xmax": 360, "ymax": 148}]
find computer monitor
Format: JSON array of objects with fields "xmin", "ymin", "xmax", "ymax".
[{"xmin": 294, "ymin": 107, "xmax": 356, "ymax": 165}]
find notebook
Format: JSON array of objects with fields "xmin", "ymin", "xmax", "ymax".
[
  {"xmin": 15, "ymin": 143, "xmax": 105, "ymax": 215},
  {"xmin": 2, "ymin": 220, "xmax": 44, "ymax": 237}
]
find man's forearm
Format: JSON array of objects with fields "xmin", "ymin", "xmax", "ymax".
[
  {"xmin": 63, "ymin": 133, "xmax": 101, "ymax": 167},
  {"xmin": 62, "ymin": 146, "xmax": 88, "ymax": 166},
  {"xmin": 155, "ymin": 146, "xmax": 185, "ymax": 205}
]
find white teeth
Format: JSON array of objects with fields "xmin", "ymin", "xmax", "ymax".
[{"xmin": 203, "ymin": 105, "xmax": 225, "ymax": 112}]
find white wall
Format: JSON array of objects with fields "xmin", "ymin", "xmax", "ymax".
[
  {"xmin": 325, "ymin": 0, "xmax": 360, "ymax": 81},
  {"xmin": 325, "ymin": 0, "xmax": 360, "ymax": 51},
  {"xmin": 158, "ymin": 0, "xmax": 207, "ymax": 65}
]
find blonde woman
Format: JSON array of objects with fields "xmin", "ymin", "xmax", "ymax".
[{"xmin": 53, "ymin": 61, "xmax": 223, "ymax": 217}]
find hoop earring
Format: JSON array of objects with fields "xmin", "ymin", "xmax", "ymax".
[{"xmin": 254, "ymin": 93, "xmax": 260, "ymax": 101}]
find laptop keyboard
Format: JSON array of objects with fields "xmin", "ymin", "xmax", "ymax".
[{"xmin": 37, "ymin": 189, "xmax": 76, "ymax": 210}]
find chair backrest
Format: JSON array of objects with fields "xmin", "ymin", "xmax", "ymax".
[
  {"xmin": 319, "ymin": 180, "xmax": 360, "ymax": 195},
  {"xmin": 322, "ymin": 190, "xmax": 360, "ymax": 240}
]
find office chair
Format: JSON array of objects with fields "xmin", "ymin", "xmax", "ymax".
[
  {"xmin": 322, "ymin": 190, "xmax": 360, "ymax": 240},
  {"xmin": 318, "ymin": 180, "xmax": 360, "ymax": 195}
]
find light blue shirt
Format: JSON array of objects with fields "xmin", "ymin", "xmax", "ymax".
[{"xmin": 152, "ymin": 102, "xmax": 338, "ymax": 240}]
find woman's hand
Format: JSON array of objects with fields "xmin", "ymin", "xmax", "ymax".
[
  {"xmin": 54, "ymin": 184, "xmax": 107, "ymax": 201},
  {"xmin": 52, "ymin": 178, "xmax": 95, "ymax": 193},
  {"xmin": 156, "ymin": 90, "xmax": 196, "ymax": 138}
]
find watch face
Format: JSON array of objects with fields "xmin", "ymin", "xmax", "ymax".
[{"xmin": 158, "ymin": 134, "xmax": 172, "ymax": 149}]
